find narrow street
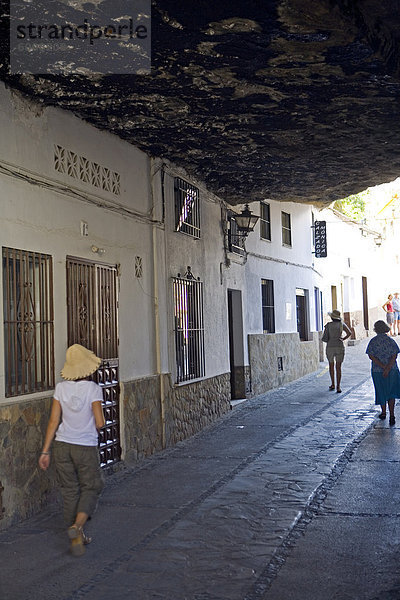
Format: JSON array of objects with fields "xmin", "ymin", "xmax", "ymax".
[{"xmin": 2, "ymin": 340, "xmax": 399, "ymax": 600}]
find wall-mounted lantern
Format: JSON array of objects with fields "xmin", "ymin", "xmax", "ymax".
[{"xmin": 233, "ymin": 204, "xmax": 259, "ymax": 236}]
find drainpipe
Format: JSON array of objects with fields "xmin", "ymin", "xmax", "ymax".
[{"xmin": 151, "ymin": 160, "xmax": 166, "ymax": 449}]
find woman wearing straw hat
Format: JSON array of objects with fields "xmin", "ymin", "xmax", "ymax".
[
  {"xmin": 366, "ymin": 320, "xmax": 400, "ymax": 425},
  {"xmin": 38, "ymin": 344, "xmax": 105, "ymax": 556},
  {"xmin": 321, "ymin": 309, "xmax": 352, "ymax": 393}
]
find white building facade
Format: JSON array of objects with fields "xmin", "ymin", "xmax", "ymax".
[
  {"xmin": 312, "ymin": 207, "xmax": 388, "ymax": 338},
  {"xmin": 0, "ymin": 83, "xmax": 342, "ymax": 527}
]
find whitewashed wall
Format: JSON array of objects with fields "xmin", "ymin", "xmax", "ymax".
[
  {"xmin": 0, "ymin": 82, "xmax": 160, "ymax": 400},
  {"xmin": 0, "ymin": 80, "xmax": 324, "ymax": 403},
  {"xmin": 240, "ymin": 200, "xmax": 321, "ymax": 341},
  {"xmin": 163, "ymin": 185, "xmax": 323, "ymax": 381},
  {"xmin": 312, "ymin": 207, "xmax": 387, "ymax": 329},
  {"xmin": 163, "ymin": 171, "xmax": 230, "ymax": 379}
]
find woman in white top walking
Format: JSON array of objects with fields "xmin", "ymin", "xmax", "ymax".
[{"xmin": 39, "ymin": 344, "xmax": 105, "ymax": 556}]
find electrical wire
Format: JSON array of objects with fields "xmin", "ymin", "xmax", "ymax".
[{"xmin": 0, "ymin": 159, "xmax": 164, "ymax": 227}]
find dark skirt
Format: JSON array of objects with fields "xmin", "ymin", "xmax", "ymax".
[{"xmin": 371, "ymin": 367, "xmax": 400, "ymax": 405}]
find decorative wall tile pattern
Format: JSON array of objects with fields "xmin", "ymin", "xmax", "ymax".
[
  {"xmin": 135, "ymin": 256, "xmax": 143, "ymax": 278},
  {"xmin": 54, "ymin": 145, "xmax": 121, "ymax": 195}
]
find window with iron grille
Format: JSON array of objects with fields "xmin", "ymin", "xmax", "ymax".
[
  {"xmin": 174, "ymin": 178, "xmax": 200, "ymax": 238},
  {"xmin": 3, "ymin": 247, "xmax": 54, "ymax": 397},
  {"xmin": 260, "ymin": 202, "xmax": 271, "ymax": 241},
  {"xmin": 281, "ymin": 211, "xmax": 292, "ymax": 247},
  {"xmin": 173, "ymin": 268, "xmax": 205, "ymax": 383},
  {"xmin": 227, "ymin": 213, "xmax": 246, "ymax": 256},
  {"xmin": 261, "ymin": 279, "xmax": 275, "ymax": 333}
]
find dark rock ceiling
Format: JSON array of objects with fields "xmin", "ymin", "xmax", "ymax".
[{"xmin": 2, "ymin": 0, "xmax": 400, "ymax": 205}]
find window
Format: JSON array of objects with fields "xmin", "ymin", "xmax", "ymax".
[
  {"xmin": 174, "ymin": 178, "xmax": 200, "ymax": 238},
  {"xmin": 281, "ymin": 211, "xmax": 292, "ymax": 247},
  {"xmin": 227, "ymin": 212, "xmax": 246, "ymax": 256},
  {"xmin": 260, "ymin": 202, "xmax": 271, "ymax": 241},
  {"xmin": 173, "ymin": 268, "xmax": 205, "ymax": 383},
  {"xmin": 3, "ymin": 247, "xmax": 54, "ymax": 397},
  {"xmin": 261, "ymin": 279, "xmax": 275, "ymax": 333}
]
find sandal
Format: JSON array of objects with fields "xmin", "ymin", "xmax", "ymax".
[
  {"xmin": 378, "ymin": 413, "xmax": 386, "ymax": 420},
  {"xmin": 68, "ymin": 525, "xmax": 92, "ymax": 556},
  {"xmin": 390, "ymin": 416, "xmax": 396, "ymax": 426},
  {"xmin": 329, "ymin": 385, "xmax": 335, "ymax": 391},
  {"xmin": 336, "ymin": 388, "xmax": 342, "ymax": 393}
]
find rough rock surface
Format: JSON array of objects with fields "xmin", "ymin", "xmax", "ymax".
[{"xmin": 2, "ymin": 0, "xmax": 400, "ymax": 205}]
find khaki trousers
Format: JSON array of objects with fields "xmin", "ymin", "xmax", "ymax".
[{"xmin": 53, "ymin": 441, "xmax": 104, "ymax": 527}]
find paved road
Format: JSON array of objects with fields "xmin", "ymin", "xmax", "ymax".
[{"xmin": 2, "ymin": 339, "xmax": 399, "ymax": 600}]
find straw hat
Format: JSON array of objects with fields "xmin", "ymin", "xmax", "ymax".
[
  {"xmin": 328, "ymin": 309, "xmax": 342, "ymax": 321},
  {"xmin": 61, "ymin": 344, "xmax": 101, "ymax": 381},
  {"xmin": 374, "ymin": 320, "xmax": 390, "ymax": 334}
]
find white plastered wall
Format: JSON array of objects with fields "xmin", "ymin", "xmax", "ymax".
[
  {"xmin": 313, "ymin": 208, "xmax": 388, "ymax": 322},
  {"xmin": 163, "ymin": 171, "xmax": 231, "ymax": 380},
  {"xmin": 240, "ymin": 200, "xmax": 321, "ymax": 349},
  {"xmin": 0, "ymin": 83, "xmax": 163, "ymax": 401},
  {"xmin": 165, "ymin": 190, "xmax": 322, "ymax": 379}
]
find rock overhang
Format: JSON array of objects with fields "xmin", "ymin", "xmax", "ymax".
[{"xmin": 1, "ymin": 0, "xmax": 400, "ymax": 206}]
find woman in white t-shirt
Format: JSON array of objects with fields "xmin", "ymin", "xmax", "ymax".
[{"xmin": 39, "ymin": 344, "xmax": 105, "ymax": 557}]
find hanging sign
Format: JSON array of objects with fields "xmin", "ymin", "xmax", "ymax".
[{"xmin": 314, "ymin": 220, "xmax": 327, "ymax": 258}]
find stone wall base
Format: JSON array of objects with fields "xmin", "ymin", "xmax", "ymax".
[
  {"xmin": 122, "ymin": 372, "xmax": 231, "ymax": 463},
  {"xmin": 121, "ymin": 375, "xmax": 163, "ymax": 463},
  {"xmin": 248, "ymin": 332, "xmax": 320, "ymax": 396},
  {"xmin": 0, "ymin": 396, "xmax": 59, "ymax": 530},
  {"xmin": 366, "ymin": 307, "xmax": 385, "ymax": 336},
  {"xmin": 164, "ymin": 372, "xmax": 231, "ymax": 447},
  {"xmin": 344, "ymin": 309, "xmax": 368, "ymax": 340}
]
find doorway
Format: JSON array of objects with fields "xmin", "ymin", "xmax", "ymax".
[
  {"xmin": 296, "ymin": 288, "xmax": 309, "ymax": 341},
  {"xmin": 362, "ymin": 276, "xmax": 369, "ymax": 331},
  {"xmin": 331, "ymin": 285, "xmax": 338, "ymax": 311},
  {"xmin": 66, "ymin": 256, "xmax": 120, "ymax": 467},
  {"xmin": 227, "ymin": 289, "xmax": 246, "ymax": 399}
]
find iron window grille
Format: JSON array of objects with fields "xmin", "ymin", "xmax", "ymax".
[
  {"xmin": 261, "ymin": 279, "xmax": 275, "ymax": 333},
  {"xmin": 260, "ymin": 202, "xmax": 271, "ymax": 241},
  {"xmin": 3, "ymin": 247, "xmax": 54, "ymax": 397},
  {"xmin": 227, "ymin": 212, "xmax": 246, "ymax": 255},
  {"xmin": 281, "ymin": 211, "xmax": 292, "ymax": 247},
  {"xmin": 173, "ymin": 267, "xmax": 205, "ymax": 383},
  {"xmin": 174, "ymin": 178, "xmax": 200, "ymax": 239}
]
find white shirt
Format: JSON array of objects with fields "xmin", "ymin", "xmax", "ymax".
[
  {"xmin": 392, "ymin": 297, "xmax": 400, "ymax": 311},
  {"xmin": 54, "ymin": 380, "xmax": 103, "ymax": 446}
]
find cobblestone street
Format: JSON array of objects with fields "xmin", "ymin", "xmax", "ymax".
[{"xmin": 2, "ymin": 340, "xmax": 399, "ymax": 600}]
